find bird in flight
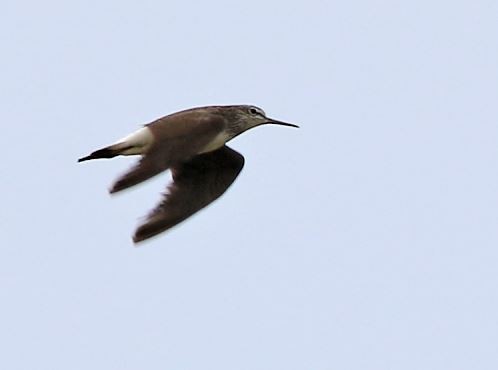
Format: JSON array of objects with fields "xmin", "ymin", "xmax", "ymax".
[{"xmin": 79, "ymin": 105, "xmax": 298, "ymax": 243}]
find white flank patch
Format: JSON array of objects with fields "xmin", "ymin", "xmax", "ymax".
[{"xmin": 115, "ymin": 127, "xmax": 154, "ymax": 155}]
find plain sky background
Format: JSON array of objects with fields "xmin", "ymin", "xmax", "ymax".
[{"xmin": 2, "ymin": 0, "xmax": 497, "ymax": 369}]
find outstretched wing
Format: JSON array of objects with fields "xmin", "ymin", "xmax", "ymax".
[
  {"xmin": 109, "ymin": 150, "xmax": 169, "ymax": 194},
  {"xmin": 110, "ymin": 114, "xmax": 225, "ymax": 194},
  {"xmin": 133, "ymin": 145, "xmax": 245, "ymax": 243}
]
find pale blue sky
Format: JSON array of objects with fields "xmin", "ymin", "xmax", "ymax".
[{"xmin": 2, "ymin": 0, "xmax": 498, "ymax": 369}]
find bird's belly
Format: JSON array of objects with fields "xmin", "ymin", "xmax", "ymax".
[{"xmin": 199, "ymin": 132, "xmax": 231, "ymax": 154}]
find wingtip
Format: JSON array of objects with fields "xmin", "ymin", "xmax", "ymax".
[
  {"xmin": 132, "ymin": 234, "xmax": 145, "ymax": 245},
  {"xmin": 108, "ymin": 180, "xmax": 126, "ymax": 195},
  {"xmin": 108, "ymin": 184, "xmax": 125, "ymax": 195},
  {"xmin": 132, "ymin": 223, "xmax": 159, "ymax": 244}
]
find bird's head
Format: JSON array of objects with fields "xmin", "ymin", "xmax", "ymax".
[{"xmin": 230, "ymin": 105, "xmax": 299, "ymax": 132}]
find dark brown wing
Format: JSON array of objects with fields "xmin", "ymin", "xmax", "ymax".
[
  {"xmin": 133, "ymin": 145, "xmax": 245, "ymax": 243},
  {"xmin": 109, "ymin": 150, "xmax": 168, "ymax": 194},
  {"xmin": 110, "ymin": 114, "xmax": 225, "ymax": 194}
]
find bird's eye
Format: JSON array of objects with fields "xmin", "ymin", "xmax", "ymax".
[{"xmin": 249, "ymin": 107, "xmax": 259, "ymax": 115}]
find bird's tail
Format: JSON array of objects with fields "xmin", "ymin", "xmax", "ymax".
[
  {"xmin": 78, "ymin": 127, "xmax": 153, "ymax": 163},
  {"xmin": 78, "ymin": 142, "xmax": 132, "ymax": 162}
]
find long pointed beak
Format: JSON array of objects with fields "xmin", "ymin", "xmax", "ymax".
[{"xmin": 265, "ymin": 118, "xmax": 299, "ymax": 128}]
